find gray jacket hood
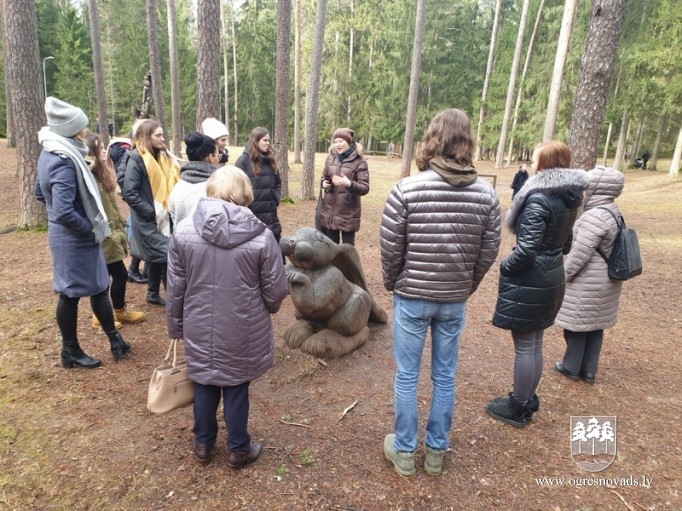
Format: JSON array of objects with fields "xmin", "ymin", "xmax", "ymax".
[{"xmin": 192, "ymin": 197, "xmax": 265, "ymax": 248}]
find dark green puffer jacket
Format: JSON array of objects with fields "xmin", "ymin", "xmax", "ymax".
[{"xmin": 492, "ymin": 168, "xmax": 589, "ymax": 331}]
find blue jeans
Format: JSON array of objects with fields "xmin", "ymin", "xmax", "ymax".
[{"xmin": 392, "ymin": 294, "xmax": 466, "ymax": 452}]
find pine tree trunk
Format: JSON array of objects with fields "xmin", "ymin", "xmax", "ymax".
[
  {"xmin": 630, "ymin": 117, "xmax": 644, "ymax": 168},
  {"xmin": 475, "ymin": 0, "xmax": 502, "ymax": 162},
  {"xmin": 167, "ymin": 0, "xmax": 182, "ymax": 156},
  {"xmin": 613, "ymin": 112, "xmax": 629, "ymax": 170},
  {"xmin": 221, "ymin": 1, "xmax": 230, "ymax": 138},
  {"xmin": 400, "ymin": 0, "xmax": 426, "ymax": 178},
  {"xmin": 195, "ymin": 0, "xmax": 221, "ymax": 127},
  {"xmin": 302, "ymin": 0, "xmax": 327, "ymax": 199},
  {"xmin": 495, "ymin": 0, "xmax": 530, "ymax": 169},
  {"xmin": 274, "ymin": 0, "xmax": 291, "ymax": 198},
  {"xmin": 229, "ymin": 0, "xmax": 238, "ymax": 144},
  {"xmin": 602, "ymin": 123, "xmax": 612, "ymax": 165},
  {"xmin": 1, "ymin": 0, "xmax": 15, "ymax": 147},
  {"xmin": 543, "ymin": 0, "xmax": 578, "ymax": 142},
  {"xmin": 568, "ymin": 0, "xmax": 625, "ymax": 170},
  {"xmin": 506, "ymin": 0, "xmax": 545, "ymax": 165},
  {"xmin": 293, "ymin": 0, "xmax": 302, "ymax": 163},
  {"xmin": 650, "ymin": 115, "xmax": 665, "ymax": 170},
  {"xmin": 88, "ymin": 0, "xmax": 109, "ymax": 147},
  {"xmin": 146, "ymin": 0, "xmax": 167, "ymax": 130},
  {"xmin": 669, "ymin": 124, "xmax": 681, "ymax": 178},
  {"xmin": 5, "ymin": 0, "xmax": 46, "ymax": 228}
]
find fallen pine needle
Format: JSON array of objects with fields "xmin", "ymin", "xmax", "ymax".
[
  {"xmin": 279, "ymin": 419, "xmax": 311, "ymax": 429},
  {"xmin": 610, "ymin": 490, "xmax": 636, "ymax": 511},
  {"xmin": 338, "ymin": 399, "xmax": 358, "ymax": 421},
  {"xmin": 317, "ymin": 359, "xmax": 328, "ymax": 367}
]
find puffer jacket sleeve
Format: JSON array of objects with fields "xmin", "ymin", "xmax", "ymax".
[
  {"xmin": 350, "ymin": 158, "xmax": 370, "ymax": 196},
  {"xmin": 166, "ymin": 233, "xmax": 187, "ymax": 339},
  {"xmin": 500, "ymin": 201, "xmax": 549, "ymax": 276},
  {"xmin": 380, "ymin": 184, "xmax": 408, "ymax": 292},
  {"xmin": 259, "ymin": 230, "xmax": 289, "ymax": 313},
  {"xmin": 564, "ymin": 209, "xmax": 608, "ymax": 282},
  {"xmin": 472, "ymin": 193, "xmax": 501, "ymax": 292}
]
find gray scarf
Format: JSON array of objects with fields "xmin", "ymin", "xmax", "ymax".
[{"xmin": 38, "ymin": 127, "xmax": 110, "ymax": 243}]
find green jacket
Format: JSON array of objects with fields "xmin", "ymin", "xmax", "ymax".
[{"xmin": 98, "ymin": 182, "xmax": 128, "ymax": 264}]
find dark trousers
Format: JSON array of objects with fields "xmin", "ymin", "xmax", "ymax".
[
  {"xmin": 146, "ymin": 261, "xmax": 167, "ymax": 295},
  {"xmin": 320, "ymin": 227, "xmax": 355, "ymax": 246},
  {"xmin": 57, "ymin": 290, "xmax": 117, "ymax": 342},
  {"xmin": 107, "ymin": 260, "xmax": 128, "ymax": 309},
  {"xmin": 562, "ymin": 329, "xmax": 604, "ymax": 375},
  {"xmin": 193, "ymin": 381, "xmax": 251, "ymax": 452},
  {"xmin": 511, "ymin": 329, "xmax": 544, "ymax": 404}
]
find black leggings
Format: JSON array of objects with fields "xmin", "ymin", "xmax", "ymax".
[
  {"xmin": 511, "ymin": 329, "xmax": 544, "ymax": 405},
  {"xmin": 320, "ymin": 227, "xmax": 355, "ymax": 246},
  {"xmin": 107, "ymin": 260, "xmax": 128, "ymax": 309},
  {"xmin": 57, "ymin": 290, "xmax": 117, "ymax": 341}
]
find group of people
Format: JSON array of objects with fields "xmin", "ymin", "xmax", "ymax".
[
  {"xmin": 379, "ymin": 110, "xmax": 626, "ymax": 477},
  {"xmin": 36, "ymin": 97, "xmax": 626, "ymax": 475}
]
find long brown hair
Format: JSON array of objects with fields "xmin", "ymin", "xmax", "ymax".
[
  {"xmin": 416, "ymin": 108, "xmax": 474, "ymax": 170},
  {"xmin": 85, "ymin": 134, "xmax": 117, "ymax": 193},
  {"xmin": 533, "ymin": 141, "xmax": 572, "ymax": 171},
  {"xmin": 133, "ymin": 119, "xmax": 162, "ymax": 156},
  {"xmin": 247, "ymin": 127, "xmax": 279, "ymax": 176}
]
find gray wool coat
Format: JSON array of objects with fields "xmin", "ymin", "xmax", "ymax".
[
  {"xmin": 555, "ymin": 166, "xmax": 624, "ymax": 332},
  {"xmin": 35, "ymin": 151, "xmax": 109, "ymax": 298}
]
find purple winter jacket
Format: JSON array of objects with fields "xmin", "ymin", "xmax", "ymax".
[{"xmin": 166, "ymin": 197, "xmax": 288, "ymax": 386}]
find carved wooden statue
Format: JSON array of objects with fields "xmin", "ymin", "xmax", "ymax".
[{"xmin": 279, "ymin": 228, "xmax": 388, "ymax": 358}]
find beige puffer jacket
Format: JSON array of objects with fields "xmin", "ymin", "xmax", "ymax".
[{"xmin": 555, "ymin": 166, "xmax": 624, "ymax": 332}]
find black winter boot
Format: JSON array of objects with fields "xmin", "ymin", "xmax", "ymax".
[
  {"xmin": 492, "ymin": 391, "xmax": 540, "ymax": 414},
  {"xmin": 107, "ymin": 331, "xmax": 132, "ymax": 361},
  {"xmin": 146, "ymin": 263, "xmax": 166, "ymax": 306},
  {"xmin": 61, "ymin": 340, "xmax": 102, "ymax": 369},
  {"xmin": 485, "ymin": 394, "xmax": 532, "ymax": 428}
]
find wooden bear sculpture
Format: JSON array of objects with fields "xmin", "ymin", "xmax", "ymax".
[{"xmin": 279, "ymin": 228, "xmax": 388, "ymax": 358}]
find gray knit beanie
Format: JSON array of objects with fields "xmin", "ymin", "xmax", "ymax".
[{"xmin": 45, "ymin": 97, "xmax": 89, "ymax": 138}]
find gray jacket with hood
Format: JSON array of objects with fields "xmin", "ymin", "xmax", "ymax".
[
  {"xmin": 380, "ymin": 157, "xmax": 501, "ymax": 302},
  {"xmin": 166, "ymin": 198, "xmax": 288, "ymax": 386},
  {"xmin": 555, "ymin": 166, "xmax": 624, "ymax": 332}
]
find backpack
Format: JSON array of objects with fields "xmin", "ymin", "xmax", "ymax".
[{"xmin": 596, "ymin": 207, "xmax": 643, "ymax": 281}]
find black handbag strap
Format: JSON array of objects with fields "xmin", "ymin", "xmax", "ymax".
[{"xmin": 595, "ymin": 206, "xmax": 623, "ymax": 263}]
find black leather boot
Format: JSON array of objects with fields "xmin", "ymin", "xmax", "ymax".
[
  {"xmin": 61, "ymin": 340, "xmax": 101, "ymax": 369},
  {"xmin": 493, "ymin": 391, "xmax": 539, "ymax": 413},
  {"xmin": 146, "ymin": 263, "xmax": 166, "ymax": 306},
  {"xmin": 107, "ymin": 331, "xmax": 132, "ymax": 361}
]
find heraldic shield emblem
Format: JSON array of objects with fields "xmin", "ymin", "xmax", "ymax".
[{"xmin": 570, "ymin": 416, "xmax": 617, "ymax": 472}]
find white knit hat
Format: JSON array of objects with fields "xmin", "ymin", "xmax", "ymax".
[
  {"xmin": 45, "ymin": 97, "xmax": 89, "ymax": 138},
  {"xmin": 201, "ymin": 117, "xmax": 229, "ymax": 140}
]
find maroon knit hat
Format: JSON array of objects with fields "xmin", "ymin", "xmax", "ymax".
[{"xmin": 332, "ymin": 128, "xmax": 353, "ymax": 145}]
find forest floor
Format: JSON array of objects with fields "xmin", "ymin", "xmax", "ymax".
[{"xmin": 0, "ymin": 142, "xmax": 680, "ymax": 511}]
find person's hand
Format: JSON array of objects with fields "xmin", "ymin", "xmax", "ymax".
[
  {"xmin": 331, "ymin": 175, "xmax": 351, "ymax": 187},
  {"xmin": 322, "ymin": 179, "xmax": 332, "ymax": 190}
]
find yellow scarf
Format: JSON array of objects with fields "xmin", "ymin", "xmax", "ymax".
[{"xmin": 140, "ymin": 149, "xmax": 179, "ymax": 236}]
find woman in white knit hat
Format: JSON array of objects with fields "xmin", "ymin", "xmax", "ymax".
[
  {"xmin": 36, "ymin": 97, "xmax": 132, "ymax": 368},
  {"xmin": 201, "ymin": 117, "xmax": 230, "ymax": 164}
]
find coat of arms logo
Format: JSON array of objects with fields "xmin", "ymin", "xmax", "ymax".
[{"xmin": 570, "ymin": 416, "xmax": 617, "ymax": 472}]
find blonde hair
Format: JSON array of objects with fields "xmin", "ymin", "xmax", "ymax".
[{"xmin": 206, "ymin": 165, "xmax": 253, "ymax": 206}]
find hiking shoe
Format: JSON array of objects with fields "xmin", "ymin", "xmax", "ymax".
[
  {"xmin": 383, "ymin": 434, "xmax": 415, "ymax": 477},
  {"xmin": 91, "ymin": 315, "xmax": 122, "ymax": 330},
  {"xmin": 114, "ymin": 305, "xmax": 146, "ymax": 324},
  {"xmin": 423, "ymin": 443, "xmax": 446, "ymax": 476}
]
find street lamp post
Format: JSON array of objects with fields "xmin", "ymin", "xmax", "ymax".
[{"xmin": 42, "ymin": 56, "xmax": 55, "ymax": 100}]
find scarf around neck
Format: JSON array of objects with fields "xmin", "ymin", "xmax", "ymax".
[
  {"xmin": 180, "ymin": 160, "xmax": 217, "ymax": 183},
  {"xmin": 140, "ymin": 149, "xmax": 179, "ymax": 237},
  {"xmin": 38, "ymin": 127, "xmax": 110, "ymax": 243},
  {"xmin": 428, "ymin": 156, "xmax": 478, "ymax": 187}
]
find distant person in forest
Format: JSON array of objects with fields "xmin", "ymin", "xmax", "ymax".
[
  {"xmin": 387, "ymin": 141, "xmax": 394, "ymax": 160},
  {"xmin": 641, "ymin": 149, "xmax": 651, "ymax": 170},
  {"xmin": 235, "ymin": 127, "xmax": 283, "ymax": 244},
  {"xmin": 202, "ymin": 117, "xmax": 230, "ymax": 164},
  {"xmin": 36, "ymin": 97, "xmax": 131, "ymax": 368},
  {"xmin": 511, "ymin": 164, "xmax": 529, "ymax": 199},
  {"xmin": 318, "ymin": 127, "xmax": 369, "ymax": 246}
]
